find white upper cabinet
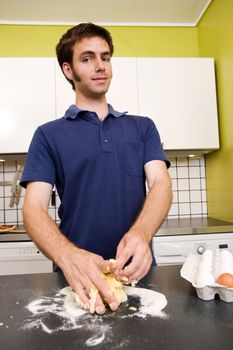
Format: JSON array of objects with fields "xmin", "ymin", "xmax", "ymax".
[
  {"xmin": 55, "ymin": 61, "xmax": 75, "ymax": 117},
  {"xmin": 0, "ymin": 57, "xmax": 219, "ymax": 154},
  {"xmin": 0, "ymin": 58, "xmax": 55, "ymax": 153},
  {"xmin": 55, "ymin": 57, "xmax": 139, "ymax": 117},
  {"xmin": 106, "ymin": 58, "xmax": 139, "ymax": 115},
  {"xmin": 136, "ymin": 58, "xmax": 219, "ymax": 151}
]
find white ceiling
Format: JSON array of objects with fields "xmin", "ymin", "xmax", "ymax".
[{"xmin": 0, "ymin": 0, "xmax": 212, "ymax": 26}]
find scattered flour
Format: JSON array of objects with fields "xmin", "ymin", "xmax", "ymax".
[
  {"xmin": 22, "ymin": 285, "xmax": 168, "ymax": 346},
  {"xmin": 60, "ymin": 287, "xmax": 87, "ymax": 317},
  {"xmin": 124, "ymin": 286, "xmax": 168, "ymax": 319},
  {"xmin": 85, "ymin": 323, "xmax": 111, "ymax": 347}
]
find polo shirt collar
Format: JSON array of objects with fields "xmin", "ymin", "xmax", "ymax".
[{"xmin": 64, "ymin": 104, "xmax": 127, "ymax": 120}]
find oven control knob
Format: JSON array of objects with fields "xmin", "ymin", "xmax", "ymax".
[{"xmin": 197, "ymin": 245, "xmax": 205, "ymax": 255}]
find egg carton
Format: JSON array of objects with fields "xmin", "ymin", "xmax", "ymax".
[{"xmin": 180, "ymin": 249, "xmax": 233, "ymax": 302}]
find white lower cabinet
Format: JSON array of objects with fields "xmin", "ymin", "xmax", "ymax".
[{"xmin": 0, "ymin": 241, "xmax": 53, "ymax": 275}]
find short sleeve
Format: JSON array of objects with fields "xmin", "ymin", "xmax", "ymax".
[
  {"xmin": 20, "ymin": 127, "xmax": 56, "ymax": 188},
  {"xmin": 143, "ymin": 117, "xmax": 171, "ymax": 168}
]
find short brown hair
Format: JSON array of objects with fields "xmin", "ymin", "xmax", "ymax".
[{"xmin": 56, "ymin": 22, "xmax": 114, "ymax": 90}]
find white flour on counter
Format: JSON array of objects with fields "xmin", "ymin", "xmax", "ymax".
[
  {"xmin": 123, "ymin": 286, "xmax": 168, "ymax": 319},
  {"xmin": 22, "ymin": 286, "xmax": 168, "ymax": 346}
]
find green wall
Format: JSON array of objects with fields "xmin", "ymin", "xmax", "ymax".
[
  {"xmin": 198, "ymin": 0, "xmax": 233, "ymax": 222},
  {"xmin": 0, "ymin": 25, "xmax": 198, "ymax": 57}
]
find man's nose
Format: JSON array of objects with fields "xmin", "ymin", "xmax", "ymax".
[{"xmin": 95, "ymin": 57, "xmax": 105, "ymax": 71}]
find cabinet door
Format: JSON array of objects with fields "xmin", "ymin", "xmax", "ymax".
[
  {"xmin": 137, "ymin": 58, "xmax": 219, "ymax": 150},
  {"xmin": 0, "ymin": 58, "xmax": 55, "ymax": 153},
  {"xmin": 55, "ymin": 57, "xmax": 139, "ymax": 117},
  {"xmin": 55, "ymin": 61, "xmax": 76, "ymax": 118},
  {"xmin": 106, "ymin": 58, "xmax": 139, "ymax": 115}
]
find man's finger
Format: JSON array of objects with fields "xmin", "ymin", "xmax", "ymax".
[
  {"xmin": 122, "ymin": 258, "xmax": 140, "ymax": 277},
  {"xmin": 116, "ymin": 239, "xmax": 126, "ymax": 260},
  {"xmin": 125, "ymin": 257, "xmax": 151, "ymax": 281},
  {"xmin": 94, "ymin": 293, "xmax": 106, "ymax": 314},
  {"xmin": 91, "ymin": 273, "xmax": 119, "ymax": 311},
  {"xmin": 72, "ymin": 282, "xmax": 90, "ymax": 309},
  {"xmin": 115, "ymin": 245, "xmax": 133, "ymax": 272}
]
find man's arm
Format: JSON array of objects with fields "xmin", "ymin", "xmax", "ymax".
[
  {"xmin": 23, "ymin": 182, "xmax": 118, "ymax": 314},
  {"xmin": 115, "ymin": 160, "xmax": 173, "ymax": 281}
]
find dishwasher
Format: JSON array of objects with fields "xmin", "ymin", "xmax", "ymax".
[
  {"xmin": 0, "ymin": 230, "xmax": 53, "ymax": 275},
  {"xmin": 153, "ymin": 217, "xmax": 233, "ymax": 266}
]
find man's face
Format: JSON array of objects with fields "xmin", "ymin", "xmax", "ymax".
[{"xmin": 63, "ymin": 36, "xmax": 112, "ymax": 98}]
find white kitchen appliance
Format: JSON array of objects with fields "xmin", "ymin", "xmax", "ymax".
[
  {"xmin": 153, "ymin": 232, "xmax": 233, "ymax": 266},
  {"xmin": 0, "ymin": 241, "xmax": 53, "ymax": 275}
]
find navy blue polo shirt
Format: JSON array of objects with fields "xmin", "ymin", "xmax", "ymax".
[{"xmin": 21, "ymin": 104, "xmax": 170, "ymax": 261}]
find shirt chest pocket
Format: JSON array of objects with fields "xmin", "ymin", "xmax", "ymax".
[{"xmin": 124, "ymin": 141, "xmax": 144, "ymax": 176}]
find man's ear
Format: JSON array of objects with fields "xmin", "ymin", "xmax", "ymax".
[{"xmin": 62, "ymin": 62, "xmax": 73, "ymax": 80}]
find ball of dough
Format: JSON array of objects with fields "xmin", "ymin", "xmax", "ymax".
[{"xmin": 73, "ymin": 273, "xmax": 127, "ymax": 313}]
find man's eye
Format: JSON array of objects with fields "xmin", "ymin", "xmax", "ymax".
[
  {"xmin": 82, "ymin": 57, "xmax": 92, "ymax": 62},
  {"xmin": 103, "ymin": 57, "xmax": 111, "ymax": 62}
]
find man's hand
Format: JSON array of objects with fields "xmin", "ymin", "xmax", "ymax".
[
  {"xmin": 114, "ymin": 230, "xmax": 153, "ymax": 282},
  {"xmin": 57, "ymin": 244, "xmax": 119, "ymax": 314}
]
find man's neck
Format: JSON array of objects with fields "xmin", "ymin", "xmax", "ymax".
[{"xmin": 75, "ymin": 95, "xmax": 109, "ymax": 121}]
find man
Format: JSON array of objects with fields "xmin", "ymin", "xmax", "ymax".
[{"xmin": 21, "ymin": 23, "xmax": 172, "ymax": 314}]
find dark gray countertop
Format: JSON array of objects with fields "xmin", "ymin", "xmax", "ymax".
[
  {"xmin": 0, "ymin": 266, "xmax": 233, "ymax": 350},
  {"xmin": 0, "ymin": 224, "xmax": 30, "ymax": 242},
  {"xmin": 1, "ymin": 217, "xmax": 233, "ymax": 242},
  {"xmin": 157, "ymin": 217, "xmax": 233, "ymax": 236},
  {"xmin": 0, "ymin": 233, "xmax": 30, "ymax": 242}
]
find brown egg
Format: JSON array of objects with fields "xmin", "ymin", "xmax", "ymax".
[{"xmin": 216, "ymin": 273, "xmax": 233, "ymax": 288}]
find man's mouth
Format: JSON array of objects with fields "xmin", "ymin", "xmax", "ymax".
[{"xmin": 92, "ymin": 77, "xmax": 108, "ymax": 81}]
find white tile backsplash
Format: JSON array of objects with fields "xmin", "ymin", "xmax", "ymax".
[
  {"xmin": 189, "ymin": 166, "xmax": 201, "ymax": 178},
  {"xmin": 0, "ymin": 210, "xmax": 3, "ymax": 223},
  {"xmin": 168, "ymin": 166, "xmax": 177, "ymax": 178},
  {"xmin": 168, "ymin": 203, "xmax": 179, "ymax": 216},
  {"xmin": 191, "ymin": 202, "xmax": 202, "ymax": 215},
  {"xmin": 17, "ymin": 210, "xmax": 23, "ymax": 223},
  {"xmin": 201, "ymin": 190, "xmax": 207, "ymax": 202},
  {"xmin": 4, "ymin": 186, "xmax": 12, "ymax": 197},
  {"xmin": 201, "ymin": 178, "xmax": 206, "ymax": 190},
  {"xmin": 190, "ymin": 178, "xmax": 201, "ymax": 190},
  {"xmin": 177, "ymin": 167, "xmax": 189, "ymax": 178},
  {"xmin": 5, "ymin": 209, "xmax": 18, "ymax": 223},
  {"xmin": 178, "ymin": 178, "xmax": 190, "ymax": 191},
  {"xmin": 178, "ymin": 191, "xmax": 190, "ymax": 203},
  {"xmin": 190, "ymin": 191, "xmax": 202, "ymax": 202},
  {"xmin": 179, "ymin": 203, "xmax": 191, "ymax": 216},
  {"xmin": 172, "ymin": 179, "xmax": 178, "ymax": 191},
  {"xmin": 168, "ymin": 156, "xmax": 207, "ymax": 218},
  {"xmin": 202, "ymin": 202, "xmax": 207, "ymax": 214},
  {"xmin": 0, "ymin": 155, "xmax": 208, "ymax": 224},
  {"xmin": 172, "ymin": 191, "xmax": 178, "ymax": 203},
  {"xmin": 200, "ymin": 166, "xmax": 206, "ymax": 177}
]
